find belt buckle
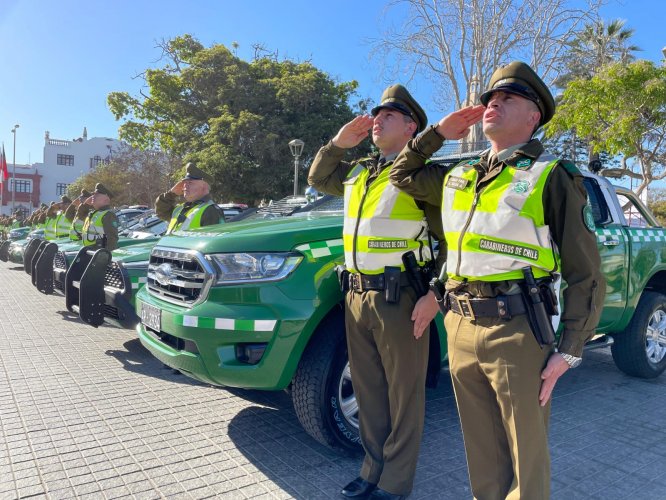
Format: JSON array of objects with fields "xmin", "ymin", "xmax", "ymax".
[{"xmin": 453, "ymin": 294, "xmax": 476, "ymax": 320}]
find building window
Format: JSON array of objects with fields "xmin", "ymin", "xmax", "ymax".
[
  {"xmin": 90, "ymin": 155, "xmax": 108, "ymax": 168},
  {"xmin": 11, "ymin": 179, "xmax": 32, "ymax": 193},
  {"xmin": 57, "ymin": 154, "xmax": 74, "ymax": 166},
  {"xmin": 56, "ymin": 183, "xmax": 69, "ymax": 196}
]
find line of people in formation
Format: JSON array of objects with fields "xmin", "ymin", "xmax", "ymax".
[
  {"xmin": 3, "ymin": 60, "xmax": 606, "ymax": 500},
  {"xmin": 1, "ymin": 162, "xmax": 224, "ymax": 252}
]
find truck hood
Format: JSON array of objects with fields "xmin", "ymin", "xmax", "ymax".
[
  {"xmin": 153, "ymin": 212, "xmax": 344, "ymax": 254},
  {"xmin": 111, "ymin": 240, "xmax": 157, "ymax": 263}
]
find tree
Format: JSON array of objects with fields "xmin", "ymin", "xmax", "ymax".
[
  {"xmin": 548, "ymin": 18, "xmax": 640, "ymax": 169},
  {"xmin": 108, "ymin": 35, "xmax": 366, "ymax": 204},
  {"xmin": 547, "ymin": 61, "xmax": 666, "ymax": 196},
  {"xmin": 648, "ymin": 188, "xmax": 666, "ymax": 226},
  {"xmin": 67, "ymin": 146, "xmax": 180, "ymax": 207},
  {"xmin": 372, "ymin": 0, "xmax": 601, "ymax": 147},
  {"xmin": 554, "ymin": 18, "xmax": 640, "ymax": 87}
]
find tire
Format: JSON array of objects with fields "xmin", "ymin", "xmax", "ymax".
[
  {"xmin": 291, "ymin": 316, "xmax": 362, "ymax": 452},
  {"xmin": 611, "ymin": 291, "xmax": 666, "ymax": 378}
]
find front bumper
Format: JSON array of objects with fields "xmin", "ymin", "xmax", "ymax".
[{"xmin": 136, "ymin": 284, "xmax": 316, "ymax": 391}]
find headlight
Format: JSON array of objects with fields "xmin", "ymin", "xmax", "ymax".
[
  {"xmin": 208, "ymin": 252, "xmax": 302, "ymax": 285},
  {"xmin": 121, "ymin": 260, "xmax": 149, "ymax": 270}
]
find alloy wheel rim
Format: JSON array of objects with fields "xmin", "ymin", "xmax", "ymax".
[
  {"xmin": 337, "ymin": 363, "xmax": 359, "ymax": 430},
  {"xmin": 646, "ymin": 309, "xmax": 666, "ymax": 364}
]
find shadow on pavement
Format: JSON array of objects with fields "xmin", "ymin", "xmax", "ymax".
[
  {"xmin": 56, "ymin": 309, "xmax": 85, "ymax": 323},
  {"xmin": 105, "ymin": 337, "xmax": 207, "ymax": 386},
  {"xmin": 228, "ymin": 405, "xmax": 361, "ymax": 499}
]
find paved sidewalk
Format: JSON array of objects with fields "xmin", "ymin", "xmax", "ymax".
[{"xmin": 1, "ymin": 263, "xmax": 666, "ymax": 499}]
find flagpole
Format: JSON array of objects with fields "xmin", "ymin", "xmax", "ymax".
[{"xmin": 11, "ymin": 125, "xmax": 19, "ymax": 215}]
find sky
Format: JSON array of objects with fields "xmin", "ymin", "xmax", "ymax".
[{"xmin": 0, "ymin": 0, "xmax": 664, "ymax": 167}]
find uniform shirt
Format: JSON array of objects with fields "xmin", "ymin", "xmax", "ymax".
[
  {"xmin": 390, "ymin": 127, "xmax": 605, "ymax": 357},
  {"xmin": 87, "ymin": 205, "xmax": 119, "ymax": 251},
  {"xmin": 308, "ymin": 140, "xmax": 446, "ymax": 273},
  {"xmin": 64, "ymin": 203, "xmax": 77, "ymax": 222},
  {"xmin": 154, "ymin": 192, "xmax": 221, "ymax": 227}
]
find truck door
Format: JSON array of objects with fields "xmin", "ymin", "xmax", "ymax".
[{"xmin": 583, "ymin": 177, "xmax": 629, "ymax": 330}]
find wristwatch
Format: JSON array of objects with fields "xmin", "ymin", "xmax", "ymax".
[{"xmin": 555, "ymin": 348, "xmax": 582, "ymax": 368}]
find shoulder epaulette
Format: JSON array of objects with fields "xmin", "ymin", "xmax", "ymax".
[{"xmin": 559, "ymin": 159, "xmax": 582, "ymax": 176}]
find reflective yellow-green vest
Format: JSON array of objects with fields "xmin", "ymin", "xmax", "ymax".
[
  {"xmin": 343, "ymin": 160, "xmax": 431, "ymax": 275},
  {"xmin": 55, "ymin": 212, "xmax": 71, "ymax": 239},
  {"xmin": 441, "ymin": 153, "xmax": 560, "ymax": 282},
  {"xmin": 81, "ymin": 210, "xmax": 110, "ymax": 247},
  {"xmin": 44, "ymin": 217, "xmax": 57, "ymax": 240},
  {"xmin": 70, "ymin": 217, "xmax": 84, "ymax": 240},
  {"xmin": 166, "ymin": 200, "xmax": 217, "ymax": 234}
]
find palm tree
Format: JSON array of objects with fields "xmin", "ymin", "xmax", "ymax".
[
  {"xmin": 552, "ymin": 19, "xmax": 641, "ymax": 167},
  {"xmin": 556, "ymin": 18, "xmax": 641, "ymax": 86}
]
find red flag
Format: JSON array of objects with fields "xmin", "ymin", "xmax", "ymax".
[{"xmin": 0, "ymin": 144, "xmax": 8, "ymax": 184}]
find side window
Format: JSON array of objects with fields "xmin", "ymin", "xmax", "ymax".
[
  {"xmin": 616, "ymin": 194, "xmax": 650, "ymax": 228},
  {"xmin": 582, "ymin": 177, "xmax": 611, "ymax": 226}
]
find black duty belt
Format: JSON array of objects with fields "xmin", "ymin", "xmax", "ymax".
[
  {"xmin": 447, "ymin": 292, "xmax": 526, "ymax": 320},
  {"xmin": 349, "ymin": 272, "xmax": 410, "ymax": 292}
]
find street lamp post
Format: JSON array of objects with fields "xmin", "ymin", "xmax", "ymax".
[
  {"xmin": 288, "ymin": 139, "xmax": 305, "ymax": 196},
  {"xmin": 127, "ymin": 181, "xmax": 132, "ymax": 206},
  {"xmin": 11, "ymin": 124, "xmax": 19, "ymax": 214}
]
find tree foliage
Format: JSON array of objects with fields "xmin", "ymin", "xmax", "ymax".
[
  {"xmin": 547, "ymin": 18, "xmax": 640, "ymax": 170},
  {"xmin": 67, "ymin": 146, "xmax": 180, "ymax": 207},
  {"xmin": 108, "ymin": 35, "xmax": 365, "ymax": 204},
  {"xmin": 648, "ymin": 188, "xmax": 666, "ymax": 226},
  {"xmin": 547, "ymin": 61, "xmax": 666, "ymax": 195}
]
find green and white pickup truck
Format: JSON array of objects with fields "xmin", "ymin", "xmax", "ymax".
[{"xmin": 134, "ymin": 168, "xmax": 666, "ymax": 451}]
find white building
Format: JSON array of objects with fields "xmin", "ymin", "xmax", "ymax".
[
  {"xmin": 1, "ymin": 128, "xmax": 123, "ymax": 216},
  {"xmin": 35, "ymin": 128, "xmax": 122, "ymax": 204}
]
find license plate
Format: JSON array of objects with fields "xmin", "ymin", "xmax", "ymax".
[{"xmin": 140, "ymin": 302, "xmax": 161, "ymax": 332}]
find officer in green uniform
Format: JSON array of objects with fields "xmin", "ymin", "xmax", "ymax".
[
  {"xmin": 391, "ymin": 61, "xmax": 606, "ymax": 499},
  {"xmin": 155, "ymin": 162, "xmax": 222, "ymax": 233},
  {"xmin": 44, "ymin": 202, "xmax": 59, "ymax": 240},
  {"xmin": 53, "ymin": 195, "xmax": 72, "ymax": 239},
  {"xmin": 309, "ymin": 85, "xmax": 460, "ymax": 500},
  {"xmin": 70, "ymin": 189, "xmax": 92, "ymax": 241},
  {"xmin": 81, "ymin": 183, "xmax": 119, "ymax": 250}
]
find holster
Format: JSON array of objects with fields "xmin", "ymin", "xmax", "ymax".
[
  {"xmin": 335, "ymin": 265, "xmax": 350, "ymax": 293},
  {"xmin": 384, "ymin": 266, "xmax": 401, "ymax": 303},
  {"xmin": 520, "ymin": 287, "xmax": 556, "ymax": 347}
]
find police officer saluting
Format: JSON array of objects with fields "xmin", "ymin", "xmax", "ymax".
[
  {"xmin": 81, "ymin": 183, "xmax": 119, "ymax": 251},
  {"xmin": 54, "ymin": 195, "xmax": 73, "ymax": 239},
  {"xmin": 69, "ymin": 189, "xmax": 92, "ymax": 241},
  {"xmin": 391, "ymin": 61, "xmax": 605, "ymax": 499},
  {"xmin": 155, "ymin": 162, "xmax": 222, "ymax": 233},
  {"xmin": 309, "ymin": 85, "xmax": 461, "ymax": 500}
]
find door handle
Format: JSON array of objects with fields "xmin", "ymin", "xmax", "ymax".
[{"xmin": 603, "ymin": 238, "xmax": 620, "ymax": 246}]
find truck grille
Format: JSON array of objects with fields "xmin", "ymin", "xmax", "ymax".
[
  {"xmin": 105, "ymin": 262, "xmax": 125, "ymax": 291},
  {"xmin": 54, "ymin": 251, "xmax": 67, "ymax": 271},
  {"xmin": 146, "ymin": 247, "xmax": 213, "ymax": 306}
]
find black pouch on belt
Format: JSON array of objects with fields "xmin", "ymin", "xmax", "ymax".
[
  {"xmin": 335, "ymin": 265, "xmax": 350, "ymax": 293},
  {"xmin": 384, "ymin": 266, "xmax": 401, "ymax": 303}
]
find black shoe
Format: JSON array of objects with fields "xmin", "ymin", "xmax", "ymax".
[
  {"xmin": 341, "ymin": 477, "xmax": 377, "ymax": 498},
  {"xmin": 368, "ymin": 487, "xmax": 406, "ymax": 500}
]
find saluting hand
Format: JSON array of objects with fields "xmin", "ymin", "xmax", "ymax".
[
  {"xmin": 539, "ymin": 353, "xmax": 570, "ymax": 406},
  {"xmin": 435, "ymin": 105, "xmax": 485, "ymax": 140},
  {"xmin": 411, "ymin": 290, "xmax": 439, "ymax": 339},
  {"xmin": 170, "ymin": 180, "xmax": 185, "ymax": 196},
  {"xmin": 331, "ymin": 115, "xmax": 374, "ymax": 149}
]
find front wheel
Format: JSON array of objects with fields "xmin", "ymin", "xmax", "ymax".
[
  {"xmin": 291, "ymin": 316, "xmax": 361, "ymax": 452},
  {"xmin": 611, "ymin": 291, "xmax": 666, "ymax": 378}
]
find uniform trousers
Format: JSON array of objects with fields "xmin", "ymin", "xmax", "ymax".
[
  {"xmin": 345, "ymin": 287, "xmax": 429, "ymax": 495},
  {"xmin": 445, "ymin": 311, "xmax": 553, "ymax": 500}
]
